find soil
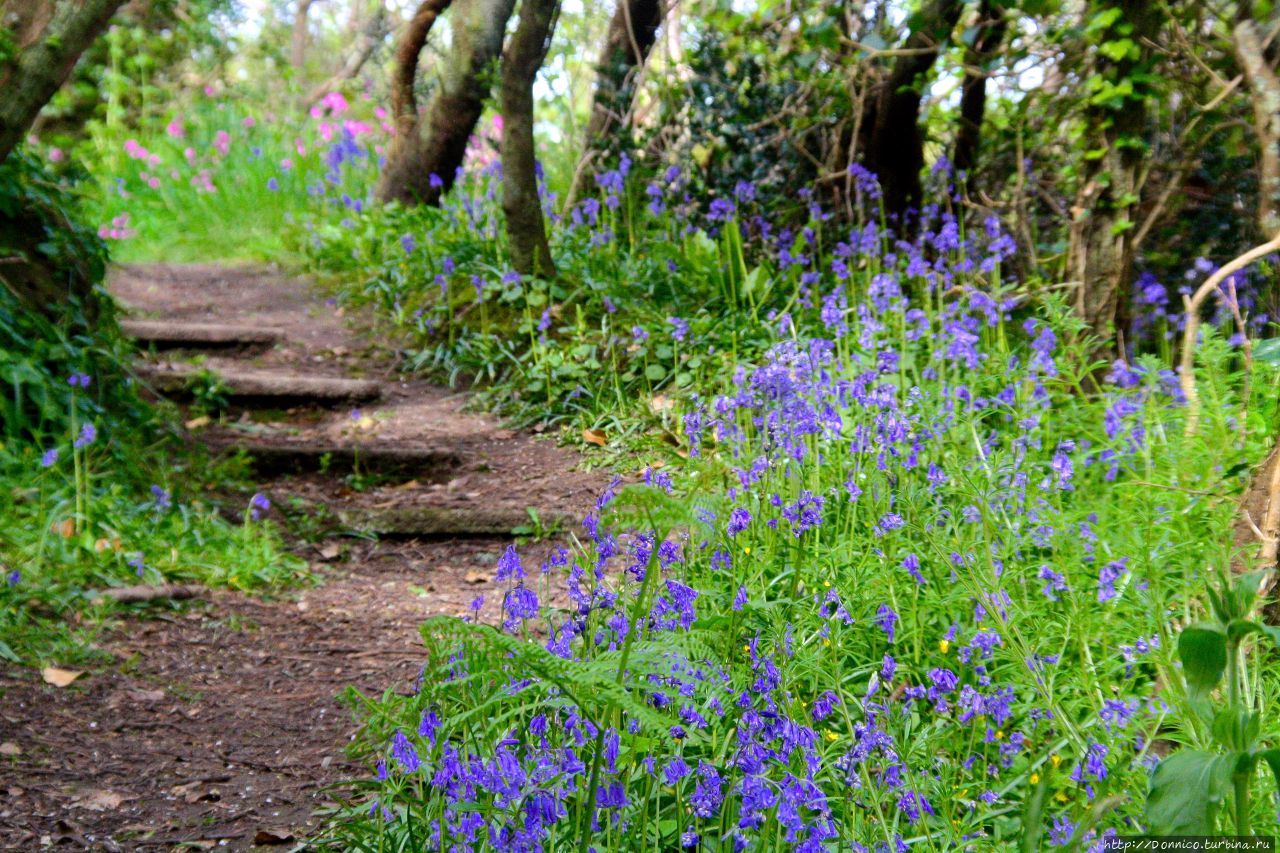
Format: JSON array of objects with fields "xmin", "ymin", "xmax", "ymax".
[{"xmin": 0, "ymin": 264, "xmax": 605, "ymax": 851}]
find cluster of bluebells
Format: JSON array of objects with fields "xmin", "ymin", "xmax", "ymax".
[{"xmin": 345, "ymin": 163, "xmax": 1224, "ymax": 850}]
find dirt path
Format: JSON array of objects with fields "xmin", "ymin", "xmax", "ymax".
[{"xmin": 0, "ymin": 264, "xmax": 603, "ymax": 850}]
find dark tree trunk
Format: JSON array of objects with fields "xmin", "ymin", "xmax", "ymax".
[
  {"xmin": 377, "ymin": 0, "xmax": 517, "ymax": 206},
  {"xmin": 1067, "ymin": 0, "xmax": 1160, "ymax": 353},
  {"xmin": 501, "ymin": 0, "xmax": 559, "ymax": 278},
  {"xmin": 952, "ymin": 0, "xmax": 1007, "ymax": 178},
  {"xmin": 566, "ymin": 0, "xmax": 663, "ymax": 205},
  {"xmin": 858, "ymin": 0, "xmax": 962, "ymax": 229},
  {"xmin": 0, "ymin": 0, "xmax": 128, "ymax": 162}
]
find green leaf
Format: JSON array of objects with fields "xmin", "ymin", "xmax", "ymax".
[
  {"xmin": 645, "ymin": 364, "xmax": 667, "ymax": 382},
  {"xmin": 1253, "ymin": 338, "xmax": 1280, "ymax": 364},
  {"xmin": 1212, "ymin": 706, "xmax": 1259, "ymax": 752},
  {"xmin": 1098, "ymin": 38, "xmax": 1135, "ymax": 61},
  {"xmin": 1231, "ymin": 570, "xmax": 1270, "ymax": 617},
  {"xmin": 1256, "ymin": 748, "xmax": 1280, "ymax": 786},
  {"xmin": 1178, "ymin": 623, "xmax": 1228, "ymax": 699},
  {"xmin": 1145, "ymin": 749, "xmax": 1236, "ymax": 834}
]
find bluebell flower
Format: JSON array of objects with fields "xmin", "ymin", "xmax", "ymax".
[{"xmin": 74, "ymin": 422, "xmax": 96, "ymax": 449}]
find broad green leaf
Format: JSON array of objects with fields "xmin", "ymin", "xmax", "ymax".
[
  {"xmin": 1145, "ymin": 749, "xmax": 1235, "ymax": 834},
  {"xmin": 1253, "ymin": 338, "xmax": 1280, "ymax": 364},
  {"xmin": 1211, "ymin": 706, "xmax": 1259, "ymax": 752},
  {"xmin": 1178, "ymin": 624, "xmax": 1227, "ymax": 699}
]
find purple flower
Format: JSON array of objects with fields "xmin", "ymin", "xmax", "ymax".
[
  {"xmin": 400, "ymin": 234, "xmax": 416, "ymax": 254},
  {"xmin": 74, "ymin": 422, "xmax": 96, "ymax": 448},
  {"xmin": 668, "ymin": 316, "xmax": 689, "ymax": 342},
  {"xmin": 67, "ymin": 373, "xmax": 90, "ymax": 388},
  {"xmin": 1097, "ymin": 558, "xmax": 1128, "ymax": 603},
  {"xmin": 811, "ymin": 690, "xmax": 840, "ymax": 721},
  {"xmin": 897, "ymin": 790, "xmax": 934, "ymax": 823},
  {"xmin": 150, "ymin": 485, "xmax": 171, "ymax": 509},
  {"xmin": 1038, "ymin": 566, "xmax": 1068, "ymax": 601},
  {"xmin": 40, "ymin": 448, "xmax": 58, "ymax": 467},
  {"xmin": 418, "ymin": 709, "xmax": 441, "ymax": 745},
  {"xmin": 390, "ymin": 730, "xmax": 420, "ymax": 773},
  {"xmin": 496, "ymin": 544, "xmax": 524, "ymax": 582},
  {"xmin": 732, "ymin": 585, "xmax": 748, "ymax": 612},
  {"xmin": 875, "ymin": 604, "xmax": 898, "ymax": 642},
  {"xmin": 727, "ymin": 507, "xmax": 751, "ymax": 536},
  {"xmin": 707, "ymin": 198, "xmax": 735, "ymax": 222},
  {"xmin": 503, "ymin": 586, "xmax": 539, "ymax": 631},
  {"xmin": 249, "ymin": 492, "xmax": 270, "ymax": 520}
]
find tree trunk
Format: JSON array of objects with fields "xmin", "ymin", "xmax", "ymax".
[
  {"xmin": 565, "ymin": 0, "xmax": 663, "ymax": 206},
  {"xmin": 1066, "ymin": 0, "xmax": 1160, "ymax": 354},
  {"xmin": 1233, "ymin": 18, "xmax": 1280, "ymax": 237},
  {"xmin": 859, "ymin": 0, "xmax": 962, "ymax": 229},
  {"xmin": 291, "ymin": 0, "xmax": 315, "ymax": 70},
  {"xmin": 501, "ymin": 0, "xmax": 559, "ymax": 279},
  {"xmin": 0, "ymin": 0, "xmax": 127, "ymax": 162},
  {"xmin": 952, "ymin": 0, "xmax": 1007, "ymax": 178},
  {"xmin": 377, "ymin": 0, "xmax": 517, "ymax": 206}
]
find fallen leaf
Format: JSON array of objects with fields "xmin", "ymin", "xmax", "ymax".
[
  {"xmin": 392, "ymin": 479, "xmax": 420, "ymax": 491},
  {"xmin": 41, "ymin": 667, "xmax": 83, "ymax": 687},
  {"xmin": 649, "ymin": 395, "xmax": 675, "ymax": 413},
  {"xmin": 464, "ymin": 571, "xmax": 488, "ymax": 585},
  {"xmin": 317, "ymin": 542, "xmax": 341, "ymax": 560},
  {"xmin": 73, "ymin": 789, "xmax": 124, "ymax": 811},
  {"xmin": 185, "ymin": 415, "xmax": 211, "ymax": 430},
  {"xmin": 582, "ymin": 428, "xmax": 607, "ymax": 447},
  {"xmin": 254, "ymin": 828, "xmax": 296, "ymax": 846},
  {"xmin": 51, "ymin": 518, "xmax": 75, "ymax": 538},
  {"xmin": 0, "ymin": 742, "xmax": 21, "ymax": 756}
]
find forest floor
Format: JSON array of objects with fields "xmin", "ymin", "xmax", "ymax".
[{"xmin": 0, "ymin": 264, "xmax": 604, "ymax": 851}]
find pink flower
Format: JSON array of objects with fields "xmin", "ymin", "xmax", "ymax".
[
  {"xmin": 184, "ymin": 147, "xmax": 196, "ymax": 160},
  {"xmin": 280, "ymin": 158, "xmax": 293, "ymax": 170},
  {"xmin": 320, "ymin": 91, "xmax": 348, "ymax": 114},
  {"xmin": 491, "ymin": 114, "xmax": 504, "ymax": 133},
  {"xmin": 166, "ymin": 119, "xmax": 185, "ymax": 139},
  {"xmin": 242, "ymin": 116, "xmax": 256, "ymax": 128},
  {"xmin": 203, "ymin": 85, "xmax": 215, "ymax": 97},
  {"xmin": 318, "ymin": 122, "xmax": 334, "ymax": 142},
  {"xmin": 147, "ymin": 177, "xmax": 160, "ymax": 189},
  {"xmin": 213, "ymin": 130, "xmax": 230, "ymax": 156},
  {"xmin": 47, "ymin": 147, "xmax": 64, "ymax": 162},
  {"xmin": 344, "ymin": 120, "xmax": 372, "ymax": 136},
  {"xmin": 374, "ymin": 106, "xmax": 387, "ymax": 120}
]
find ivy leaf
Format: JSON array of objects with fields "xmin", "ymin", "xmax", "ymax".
[{"xmin": 1145, "ymin": 749, "xmax": 1236, "ymax": 834}]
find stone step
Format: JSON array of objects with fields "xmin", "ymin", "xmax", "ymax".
[
  {"xmin": 215, "ymin": 440, "xmax": 463, "ymax": 479},
  {"xmin": 137, "ymin": 364, "xmax": 381, "ymax": 407},
  {"xmin": 121, "ymin": 320, "xmax": 283, "ymax": 350},
  {"xmin": 337, "ymin": 505, "xmax": 571, "ymax": 537}
]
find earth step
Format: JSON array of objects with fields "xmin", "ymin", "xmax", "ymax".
[
  {"xmin": 219, "ymin": 440, "xmax": 463, "ymax": 478},
  {"xmin": 337, "ymin": 505, "xmax": 571, "ymax": 537},
  {"xmin": 121, "ymin": 319, "xmax": 283, "ymax": 350},
  {"xmin": 137, "ymin": 364, "xmax": 381, "ymax": 406}
]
